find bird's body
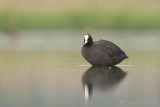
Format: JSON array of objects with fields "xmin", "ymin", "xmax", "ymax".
[{"xmin": 81, "ymin": 34, "xmax": 128, "ymax": 67}]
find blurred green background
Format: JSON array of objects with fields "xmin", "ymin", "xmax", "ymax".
[{"xmin": 0, "ymin": 0, "xmax": 160, "ymax": 30}]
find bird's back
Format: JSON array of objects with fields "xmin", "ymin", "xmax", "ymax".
[
  {"xmin": 94, "ymin": 40, "xmax": 128, "ymax": 65},
  {"xmin": 94, "ymin": 40, "xmax": 126, "ymax": 56}
]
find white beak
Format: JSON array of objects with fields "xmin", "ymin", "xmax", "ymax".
[
  {"xmin": 84, "ymin": 35, "xmax": 89, "ymax": 44},
  {"xmin": 84, "ymin": 40, "xmax": 88, "ymax": 44}
]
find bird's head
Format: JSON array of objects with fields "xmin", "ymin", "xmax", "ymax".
[{"xmin": 84, "ymin": 34, "xmax": 93, "ymax": 46}]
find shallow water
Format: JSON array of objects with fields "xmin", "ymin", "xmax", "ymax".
[{"xmin": 0, "ymin": 30, "xmax": 160, "ymax": 107}]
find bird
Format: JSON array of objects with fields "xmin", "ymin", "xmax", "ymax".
[{"xmin": 81, "ymin": 34, "xmax": 128, "ymax": 67}]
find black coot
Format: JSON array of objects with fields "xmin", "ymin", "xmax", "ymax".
[{"xmin": 81, "ymin": 34, "xmax": 128, "ymax": 67}]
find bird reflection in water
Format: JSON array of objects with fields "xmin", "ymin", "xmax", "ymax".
[{"xmin": 82, "ymin": 66, "xmax": 127, "ymax": 102}]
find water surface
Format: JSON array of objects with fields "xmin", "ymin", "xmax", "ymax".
[{"xmin": 0, "ymin": 30, "xmax": 159, "ymax": 107}]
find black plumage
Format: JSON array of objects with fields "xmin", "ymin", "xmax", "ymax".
[{"xmin": 81, "ymin": 34, "xmax": 128, "ymax": 67}]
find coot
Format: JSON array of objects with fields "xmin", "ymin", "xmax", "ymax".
[{"xmin": 81, "ymin": 34, "xmax": 128, "ymax": 66}]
